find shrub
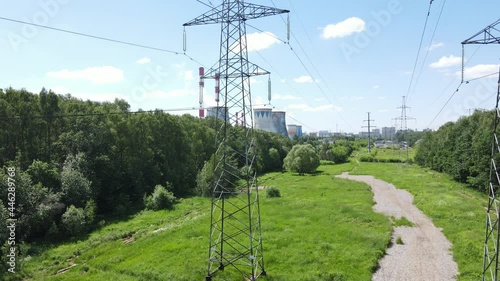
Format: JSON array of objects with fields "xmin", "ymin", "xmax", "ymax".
[
  {"xmin": 331, "ymin": 146, "xmax": 349, "ymax": 164},
  {"xmin": 144, "ymin": 184, "xmax": 176, "ymax": 210},
  {"xmin": 266, "ymin": 186, "xmax": 281, "ymax": 198},
  {"xmin": 283, "ymin": 144, "xmax": 320, "ymax": 174},
  {"xmin": 61, "ymin": 205, "xmax": 87, "ymax": 237}
]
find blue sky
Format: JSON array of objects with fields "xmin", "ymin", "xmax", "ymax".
[{"xmin": 1, "ymin": 0, "xmax": 500, "ymax": 133}]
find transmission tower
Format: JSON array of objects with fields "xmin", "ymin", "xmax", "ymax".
[
  {"xmin": 183, "ymin": 2, "xmax": 289, "ymax": 280},
  {"xmin": 462, "ymin": 18, "xmax": 500, "ymax": 281},
  {"xmin": 393, "ymin": 96, "xmax": 414, "ymax": 161},
  {"xmin": 362, "ymin": 112, "xmax": 375, "ymax": 153}
]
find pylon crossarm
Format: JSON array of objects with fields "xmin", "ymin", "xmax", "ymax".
[
  {"xmin": 184, "ymin": 2, "xmax": 288, "ymax": 26},
  {"xmin": 462, "ymin": 18, "xmax": 500, "ymax": 44}
]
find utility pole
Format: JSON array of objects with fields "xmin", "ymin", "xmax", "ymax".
[
  {"xmin": 184, "ymin": 2, "xmax": 289, "ymax": 281},
  {"xmin": 462, "ymin": 18, "xmax": 500, "ymax": 281},
  {"xmin": 362, "ymin": 112, "xmax": 375, "ymax": 153}
]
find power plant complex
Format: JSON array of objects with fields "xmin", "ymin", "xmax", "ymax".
[{"xmin": 253, "ymin": 108, "xmax": 289, "ymax": 138}]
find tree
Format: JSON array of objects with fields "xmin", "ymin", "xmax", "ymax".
[
  {"xmin": 61, "ymin": 155, "xmax": 92, "ymax": 208},
  {"xmin": 144, "ymin": 184, "xmax": 176, "ymax": 210},
  {"xmin": 331, "ymin": 146, "xmax": 349, "ymax": 164},
  {"xmin": 61, "ymin": 205, "xmax": 87, "ymax": 237},
  {"xmin": 283, "ymin": 144, "xmax": 320, "ymax": 174}
]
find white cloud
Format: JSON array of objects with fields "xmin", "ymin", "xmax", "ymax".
[
  {"xmin": 288, "ymin": 103, "xmax": 342, "ymax": 112},
  {"xmin": 183, "ymin": 70, "xmax": 194, "ymax": 82},
  {"xmin": 294, "ymin": 75, "xmax": 314, "ymax": 83},
  {"xmin": 136, "ymin": 57, "xmax": 151, "ymax": 64},
  {"xmin": 377, "ymin": 109, "xmax": 389, "ymax": 113},
  {"xmin": 430, "ymin": 55, "xmax": 461, "ymax": 69},
  {"xmin": 248, "ymin": 32, "xmax": 280, "ymax": 51},
  {"xmin": 458, "ymin": 64, "xmax": 500, "ymax": 80},
  {"xmin": 274, "ymin": 94, "xmax": 300, "ymax": 100},
  {"xmin": 46, "ymin": 66, "xmax": 124, "ymax": 84},
  {"xmin": 230, "ymin": 32, "xmax": 279, "ymax": 52},
  {"xmin": 427, "ymin": 42, "xmax": 444, "ymax": 51},
  {"xmin": 373, "ymin": 85, "xmax": 380, "ymax": 89},
  {"xmin": 321, "ymin": 17, "xmax": 366, "ymax": 39},
  {"xmin": 56, "ymin": 90, "xmax": 129, "ymax": 103},
  {"xmin": 144, "ymin": 89, "xmax": 192, "ymax": 99},
  {"xmin": 377, "ymin": 96, "xmax": 386, "ymax": 100}
]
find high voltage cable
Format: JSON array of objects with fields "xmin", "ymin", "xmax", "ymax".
[
  {"xmin": 0, "ymin": 16, "xmax": 205, "ymax": 66},
  {"xmin": 199, "ymin": 0, "xmax": 351, "ymax": 132},
  {"xmin": 286, "ymin": 0, "xmax": 313, "ymax": 45},
  {"xmin": 0, "ymin": 107, "xmax": 198, "ymax": 120},
  {"xmin": 426, "ymin": 71, "xmax": 499, "ymax": 128},
  {"xmin": 405, "ymin": 0, "xmax": 435, "ymax": 102},
  {"xmin": 269, "ymin": 0, "xmax": 353, "ymax": 131},
  {"xmin": 408, "ymin": 0, "xmax": 446, "ymax": 104}
]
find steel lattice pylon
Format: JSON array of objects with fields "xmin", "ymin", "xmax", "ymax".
[
  {"xmin": 462, "ymin": 18, "xmax": 500, "ymax": 281},
  {"xmin": 184, "ymin": 2, "xmax": 289, "ymax": 280}
]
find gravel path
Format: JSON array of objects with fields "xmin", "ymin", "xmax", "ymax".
[{"xmin": 336, "ymin": 172, "xmax": 459, "ymax": 281}]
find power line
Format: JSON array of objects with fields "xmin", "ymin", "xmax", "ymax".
[
  {"xmin": 268, "ymin": 0, "xmax": 353, "ymax": 131},
  {"xmin": 0, "ymin": 16, "xmax": 205, "ymax": 66},
  {"xmin": 405, "ymin": 0, "xmax": 435, "ymax": 102},
  {"xmin": 426, "ymin": 71, "xmax": 499, "ymax": 128},
  {"xmin": 0, "ymin": 107, "xmax": 199, "ymax": 120},
  {"xmin": 408, "ymin": 0, "xmax": 446, "ymax": 104}
]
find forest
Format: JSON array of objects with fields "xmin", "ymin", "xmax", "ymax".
[
  {"xmin": 0, "ymin": 88, "xmax": 292, "ymax": 269},
  {"xmin": 415, "ymin": 109, "xmax": 493, "ymax": 192}
]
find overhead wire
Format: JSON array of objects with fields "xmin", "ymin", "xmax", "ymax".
[
  {"xmin": 426, "ymin": 71, "xmax": 499, "ymax": 128},
  {"xmin": 0, "ymin": 16, "xmax": 206, "ymax": 67},
  {"xmin": 268, "ymin": 0, "xmax": 354, "ymax": 131},
  {"xmin": 405, "ymin": 0, "xmax": 435, "ymax": 102},
  {"xmin": 408, "ymin": 0, "xmax": 446, "ymax": 104},
  {"xmin": 0, "ymin": 107, "xmax": 199, "ymax": 120}
]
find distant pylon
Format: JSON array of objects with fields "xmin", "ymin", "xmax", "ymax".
[
  {"xmin": 362, "ymin": 112, "xmax": 375, "ymax": 153},
  {"xmin": 184, "ymin": 2, "xmax": 289, "ymax": 280},
  {"xmin": 393, "ymin": 96, "xmax": 415, "ymax": 161},
  {"xmin": 462, "ymin": 18, "xmax": 500, "ymax": 281}
]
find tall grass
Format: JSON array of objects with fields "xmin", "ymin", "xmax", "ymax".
[{"xmin": 21, "ymin": 164, "xmax": 391, "ymax": 281}]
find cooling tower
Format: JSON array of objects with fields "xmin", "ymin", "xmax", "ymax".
[
  {"xmin": 271, "ymin": 111, "xmax": 288, "ymax": 138},
  {"xmin": 206, "ymin": 106, "xmax": 228, "ymax": 122},
  {"xmin": 287, "ymin": 124, "xmax": 297, "ymax": 139},
  {"xmin": 296, "ymin": 125, "xmax": 303, "ymax": 137},
  {"xmin": 253, "ymin": 108, "xmax": 273, "ymax": 132}
]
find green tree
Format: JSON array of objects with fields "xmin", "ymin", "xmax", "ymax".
[
  {"xmin": 61, "ymin": 155, "xmax": 92, "ymax": 208},
  {"xmin": 61, "ymin": 205, "xmax": 87, "ymax": 237},
  {"xmin": 331, "ymin": 146, "xmax": 349, "ymax": 164},
  {"xmin": 283, "ymin": 144, "xmax": 320, "ymax": 174},
  {"xmin": 144, "ymin": 184, "xmax": 176, "ymax": 210}
]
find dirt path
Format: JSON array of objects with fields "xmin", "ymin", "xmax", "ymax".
[{"xmin": 336, "ymin": 172, "xmax": 459, "ymax": 281}]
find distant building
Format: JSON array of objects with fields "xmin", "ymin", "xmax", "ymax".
[
  {"xmin": 372, "ymin": 129, "xmax": 381, "ymax": 139},
  {"xmin": 382, "ymin": 127, "xmax": 396, "ymax": 139},
  {"xmin": 319, "ymin": 130, "xmax": 331, "ymax": 138}
]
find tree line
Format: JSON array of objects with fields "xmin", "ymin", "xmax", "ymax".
[
  {"xmin": 415, "ymin": 109, "xmax": 493, "ymax": 192},
  {"xmin": 0, "ymin": 87, "xmax": 292, "ymax": 269}
]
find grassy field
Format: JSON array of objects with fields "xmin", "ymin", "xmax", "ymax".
[
  {"xmin": 358, "ymin": 147, "xmax": 416, "ymax": 162},
  {"xmin": 17, "ymin": 160, "xmax": 488, "ymax": 280},
  {"xmin": 19, "ymin": 163, "xmax": 392, "ymax": 281},
  {"xmin": 351, "ymin": 162, "xmax": 486, "ymax": 280}
]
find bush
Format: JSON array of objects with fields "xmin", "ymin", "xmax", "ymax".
[
  {"xmin": 283, "ymin": 144, "xmax": 320, "ymax": 174},
  {"xmin": 144, "ymin": 184, "xmax": 176, "ymax": 210},
  {"xmin": 196, "ymin": 160, "xmax": 214, "ymax": 197},
  {"xmin": 61, "ymin": 205, "xmax": 87, "ymax": 237},
  {"xmin": 331, "ymin": 146, "xmax": 349, "ymax": 164},
  {"xmin": 266, "ymin": 186, "xmax": 281, "ymax": 198}
]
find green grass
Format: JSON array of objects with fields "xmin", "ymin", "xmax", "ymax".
[
  {"xmin": 351, "ymin": 162, "xmax": 486, "ymax": 280},
  {"xmin": 395, "ymin": 236, "xmax": 404, "ymax": 245},
  {"xmin": 20, "ymin": 164, "xmax": 392, "ymax": 281},
  {"xmin": 391, "ymin": 216, "xmax": 414, "ymax": 227}
]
